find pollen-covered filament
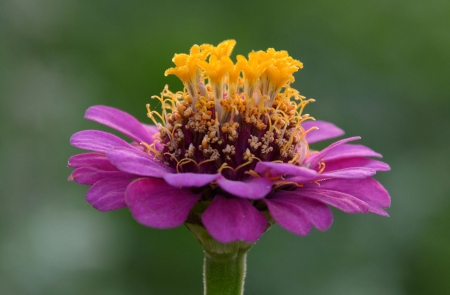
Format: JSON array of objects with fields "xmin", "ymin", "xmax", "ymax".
[{"xmin": 146, "ymin": 40, "xmax": 314, "ymax": 180}]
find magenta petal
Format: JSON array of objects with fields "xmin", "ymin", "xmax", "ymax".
[
  {"xmin": 305, "ymin": 136, "xmax": 361, "ymax": 168},
  {"xmin": 71, "ymin": 166, "xmax": 136, "ymax": 185},
  {"xmin": 255, "ymin": 162, "xmax": 317, "ymax": 180},
  {"xmin": 216, "ymin": 176, "xmax": 272, "ymax": 199},
  {"xmin": 142, "ymin": 124, "xmax": 159, "ymax": 137},
  {"xmin": 325, "ymin": 157, "xmax": 391, "ymax": 172},
  {"xmin": 70, "ymin": 130, "xmax": 132, "ymax": 153},
  {"xmin": 265, "ymin": 192, "xmax": 333, "ymax": 235},
  {"xmin": 107, "ymin": 147, "xmax": 174, "ymax": 178},
  {"xmin": 318, "ymin": 167, "xmax": 376, "ymax": 179},
  {"xmin": 163, "ymin": 173, "xmax": 220, "ymax": 188},
  {"xmin": 86, "ymin": 178, "xmax": 131, "ymax": 211},
  {"xmin": 296, "ymin": 188, "xmax": 370, "ymax": 213},
  {"xmin": 85, "ymin": 105, "xmax": 155, "ymax": 144},
  {"xmin": 323, "ymin": 144, "xmax": 382, "ymax": 161},
  {"xmin": 125, "ymin": 178, "xmax": 201, "ymax": 228},
  {"xmin": 68, "ymin": 153, "xmax": 117, "ymax": 170},
  {"xmin": 310, "ymin": 178, "xmax": 390, "ymax": 215},
  {"xmin": 302, "ymin": 120, "xmax": 345, "ymax": 144},
  {"xmin": 202, "ymin": 195, "xmax": 267, "ymax": 243}
]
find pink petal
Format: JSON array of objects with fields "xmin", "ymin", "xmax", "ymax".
[
  {"xmin": 255, "ymin": 162, "xmax": 317, "ymax": 181},
  {"xmin": 309, "ymin": 178, "xmax": 390, "ymax": 215},
  {"xmin": 295, "ymin": 188, "xmax": 370, "ymax": 213},
  {"xmin": 202, "ymin": 195, "xmax": 267, "ymax": 243},
  {"xmin": 323, "ymin": 144, "xmax": 382, "ymax": 162},
  {"xmin": 125, "ymin": 178, "xmax": 201, "ymax": 228},
  {"xmin": 163, "ymin": 173, "xmax": 220, "ymax": 188},
  {"xmin": 85, "ymin": 105, "xmax": 155, "ymax": 144},
  {"xmin": 142, "ymin": 124, "xmax": 159, "ymax": 137},
  {"xmin": 70, "ymin": 166, "xmax": 137, "ymax": 185},
  {"xmin": 216, "ymin": 176, "xmax": 273, "ymax": 199},
  {"xmin": 107, "ymin": 147, "xmax": 174, "ymax": 178},
  {"xmin": 68, "ymin": 153, "xmax": 117, "ymax": 171},
  {"xmin": 305, "ymin": 136, "xmax": 361, "ymax": 168},
  {"xmin": 70, "ymin": 130, "xmax": 132, "ymax": 153},
  {"xmin": 265, "ymin": 192, "xmax": 333, "ymax": 235},
  {"xmin": 302, "ymin": 120, "xmax": 345, "ymax": 144},
  {"xmin": 317, "ymin": 167, "xmax": 376, "ymax": 180},
  {"xmin": 325, "ymin": 157, "xmax": 391, "ymax": 172},
  {"xmin": 86, "ymin": 178, "xmax": 131, "ymax": 211}
]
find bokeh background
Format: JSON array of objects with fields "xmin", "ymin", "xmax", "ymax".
[{"xmin": 1, "ymin": 0, "xmax": 449, "ymax": 294}]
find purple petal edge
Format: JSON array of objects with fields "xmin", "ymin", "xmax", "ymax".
[
  {"xmin": 255, "ymin": 162, "xmax": 317, "ymax": 181},
  {"xmin": 216, "ymin": 176, "xmax": 273, "ymax": 199},
  {"xmin": 86, "ymin": 178, "xmax": 131, "ymax": 211},
  {"xmin": 107, "ymin": 147, "xmax": 174, "ymax": 178},
  {"xmin": 265, "ymin": 193, "xmax": 333, "ymax": 236},
  {"xmin": 305, "ymin": 136, "xmax": 361, "ymax": 168},
  {"xmin": 310, "ymin": 177, "xmax": 391, "ymax": 211},
  {"xmin": 70, "ymin": 166, "xmax": 137, "ymax": 185},
  {"xmin": 125, "ymin": 178, "xmax": 201, "ymax": 228},
  {"xmin": 85, "ymin": 105, "xmax": 155, "ymax": 144},
  {"xmin": 68, "ymin": 153, "xmax": 117, "ymax": 171},
  {"xmin": 302, "ymin": 120, "xmax": 345, "ymax": 144},
  {"xmin": 163, "ymin": 173, "xmax": 220, "ymax": 188},
  {"xmin": 202, "ymin": 195, "xmax": 267, "ymax": 243},
  {"xmin": 70, "ymin": 130, "xmax": 132, "ymax": 153}
]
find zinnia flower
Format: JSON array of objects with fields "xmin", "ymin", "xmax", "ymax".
[{"xmin": 68, "ymin": 40, "xmax": 390, "ymax": 244}]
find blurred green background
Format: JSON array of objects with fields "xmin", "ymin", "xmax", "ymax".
[{"xmin": 1, "ymin": 0, "xmax": 449, "ymax": 294}]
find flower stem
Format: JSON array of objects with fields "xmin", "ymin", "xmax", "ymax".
[
  {"xmin": 203, "ymin": 248, "xmax": 248, "ymax": 295},
  {"xmin": 185, "ymin": 223, "xmax": 254, "ymax": 295}
]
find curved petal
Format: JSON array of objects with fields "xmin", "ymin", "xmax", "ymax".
[
  {"xmin": 85, "ymin": 105, "xmax": 155, "ymax": 144},
  {"xmin": 125, "ymin": 178, "xmax": 201, "ymax": 228},
  {"xmin": 325, "ymin": 157, "xmax": 391, "ymax": 172},
  {"xmin": 305, "ymin": 136, "xmax": 361, "ymax": 168},
  {"xmin": 308, "ymin": 178, "xmax": 390, "ymax": 216},
  {"xmin": 107, "ymin": 147, "xmax": 174, "ymax": 178},
  {"xmin": 163, "ymin": 173, "xmax": 220, "ymax": 188},
  {"xmin": 323, "ymin": 144, "xmax": 382, "ymax": 162},
  {"xmin": 295, "ymin": 188, "xmax": 370, "ymax": 214},
  {"xmin": 70, "ymin": 130, "xmax": 132, "ymax": 153},
  {"xmin": 202, "ymin": 195, "xmax": 267, "ymax": 243},
  {"xmin": 317, "ymin": 167, "xmax": 376, "ymax": 180},
  {"xmin": 255, "ymin": 162, "xmax": 317, "ymax": 181},
  {"xmin": 70, "ymin": 166, "xmax": 137, "ymax": 185},
  {"xmin": 216, "ymin": 176, "xmax": 272, "ymax": 199},
  {"xmin": 68, "ymin": 152, "xmax": 117, "ymax": 171},
  {"xmin": 265, "ymin": 192, "xmax": 333, "ymax": 235},
  {"xmin": 302, "ymin": 120, "xmax": 345, "ymax": 144},
  {"xmin": 142, "ymin": 124, "xmax": 159, "ymax": 137},
  {"xmin": 86, "ymin": 178, "xmax": 131, "ymax": 211}
]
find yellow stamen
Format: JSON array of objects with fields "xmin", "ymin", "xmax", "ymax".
[
  {"xmin": 317, "ymin": 161, "xmax": 326, "ymax": 174},
  {"xmin": 177, "ymin": 158, "xmax": 199, "ymax": 173},
  {"xmin": 198, "ymin": 157, "xmax": 218, "ymax": 167},
  {"xmin": 245, "ymin": 170, "xmax": 261, "ymax": 178},
  {"xmin": 217, "ymin": 162, "xmax": 234, "ymax": 173},
  {"xmin": 147, "ymin": 40, "xmax": 315, "ymax": 185}
]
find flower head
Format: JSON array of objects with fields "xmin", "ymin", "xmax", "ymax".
[{"xmin": 69, "ymin": 40, "xmax": 390, "ymax": 244}]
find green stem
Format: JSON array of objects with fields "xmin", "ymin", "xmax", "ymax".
[
  {"xmin": 203, "ymin": 248, "xmax": 248, "ymax": 295},
  {"xmin": 185, "ymin": 223, "xmax": 254, "ymax": 295}
]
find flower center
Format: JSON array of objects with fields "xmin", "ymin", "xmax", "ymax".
[{"xmin": 145, "ymin": 40, "xmax": 315, "ymax": 180}]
